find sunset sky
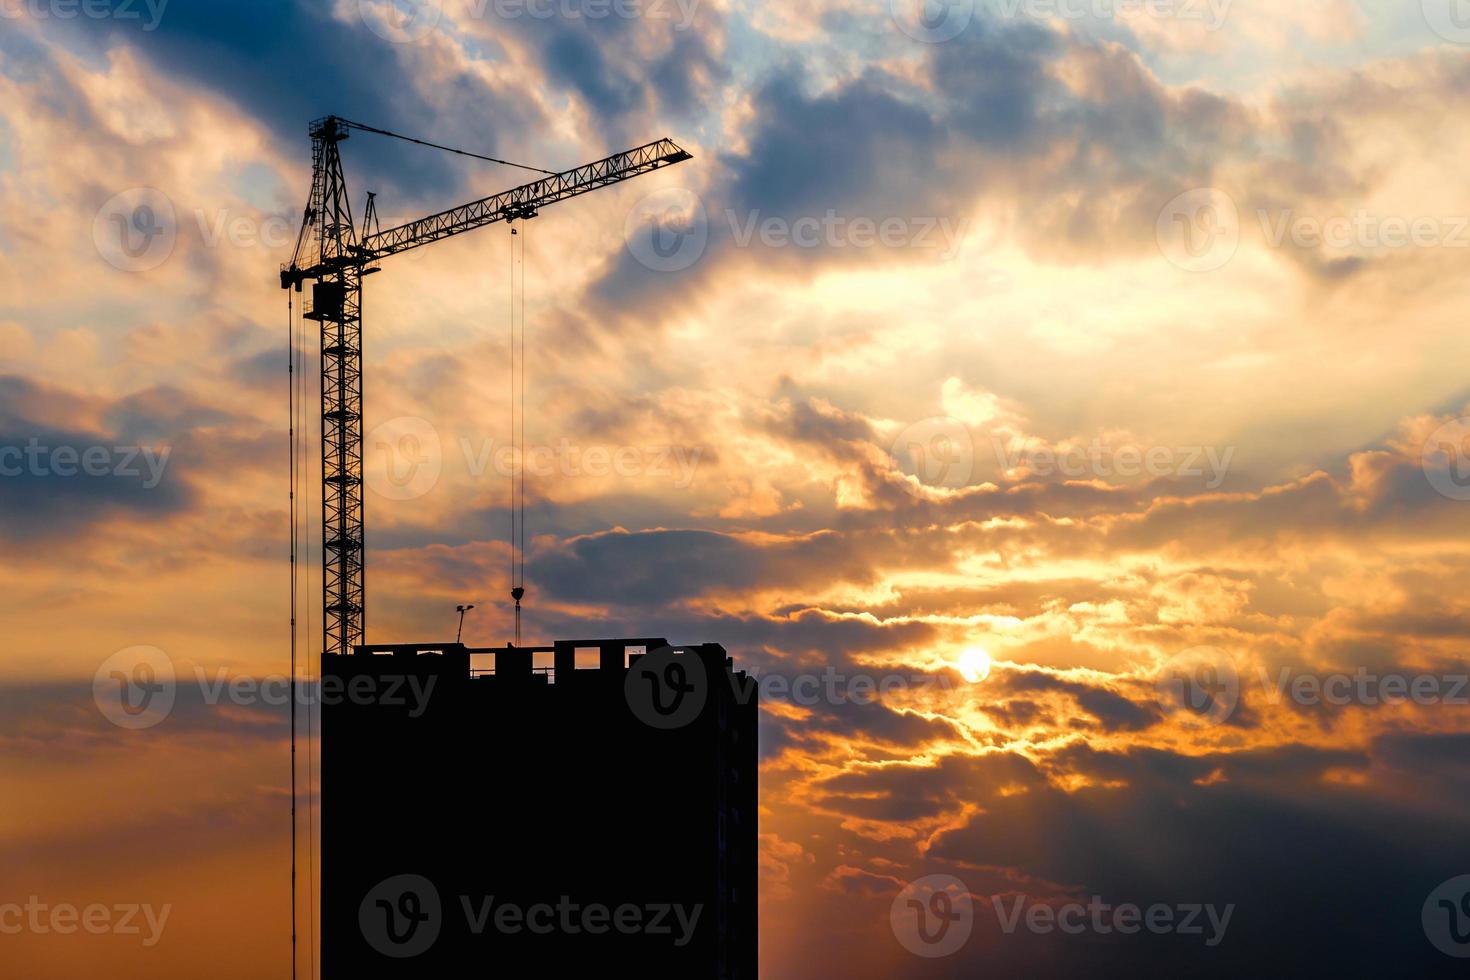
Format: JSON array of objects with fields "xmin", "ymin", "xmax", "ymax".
[{"xmin": 4, "ymin": 0, "xmax": 1470, "ymax": 976}]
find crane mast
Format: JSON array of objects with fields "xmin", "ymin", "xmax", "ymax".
[{"xmin": 283, "ymin": 115, "xmax": 691, "ymax": 656}]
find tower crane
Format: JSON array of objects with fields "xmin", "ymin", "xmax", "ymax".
[{"xmin": 282, "ymin": 115, "xmax": 692, "ymax": 657}]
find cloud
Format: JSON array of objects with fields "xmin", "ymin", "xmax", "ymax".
[{"xmin": 0, "ymin": 375, "xmax": 193, "ymax": 539}]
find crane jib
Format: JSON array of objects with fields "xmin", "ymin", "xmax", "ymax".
[
  {"xmin": 279, "ymin": 115, "xmax": 692, "ymax": 660},
  {"xmin": 357, "ymin": 138, "xmax": 692, "ymax": 262},
  {"xmin": 282, "ymin": 135, "xmax": 692, "ymax": 285}
]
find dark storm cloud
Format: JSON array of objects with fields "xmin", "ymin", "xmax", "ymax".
[
  {"xmin": 999, "ymin": 668, "xmax": 1164, "ymax": 733},
  {"xmin": 813, "ymin": 750, "xmax": 1046, "ymax": 823},
  {"xmin": 0, "ymin": 677, "xmax": 284, "ymax": 759},
  {"xmin": 528, "ymin": 526, "xmax": 877, "ymax": 604},
  {"xmin": 929, "ymin": 17, "xmax": 1059, "ymax": 149},
  {"xmin": 803, "ymin": 740, "xmax": 1470, "ymax": 976},
  {"xmin": 762, "ymin": 700, "xmax": 965, "ymax": 767},
  {"xmin": 1374, "ymin": 731, "xmax": 1470, "ymax": 786},
  {"xmin": 589, "ymin": 41, "xmax": 1018, "ymax": 309},
  {"xmin": 542, "ymin": 26, "xmax": 644, "ymax": 117},
  {"xmin": 101, "ymin": 384, "xmax": 238, "ymax": 443},
  {"xmin": 724, "ymin": 71, "xmax": 949, "ymax": 218},
  {"xmin": 1112, "ymin": 456, "xmax": 1469, "ymax": 552},
  {"xmin": 0, "ymin": 375, "xmax": 193, "ymax": 539},
  {"xmin": 469, "ymin": 0, "xmax": 725, "ymax": 142},
  {"xmin": 48, "ymin": 0, "xmax": 535, "ymax": 205},
  {"xmin": 915, "ymin": 740, "xmax": 1470, "ymax": 977},
  {"xmin": 588, "ymin": 17, "xmax": 1174, "ymax": 313}
]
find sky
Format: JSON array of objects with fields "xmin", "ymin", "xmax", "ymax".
[{"xmin": 3, "ymin": 0, "xmax": 1470, "ymax": 976}]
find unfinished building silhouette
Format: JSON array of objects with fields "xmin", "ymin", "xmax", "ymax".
[{"xmin": 321, "ymin": 638, "xmax": 758, "ymax": 977}]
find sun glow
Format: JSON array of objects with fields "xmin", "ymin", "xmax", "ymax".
[{"xmin": 957, "ymin": 646, "xmax": 992, "ymax": 683}]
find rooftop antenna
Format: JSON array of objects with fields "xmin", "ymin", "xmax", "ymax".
[{"xmin": 456, "ymin": 604, "xmax": 475, "ymax": 643}]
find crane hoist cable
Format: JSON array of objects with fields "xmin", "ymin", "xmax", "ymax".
[
  {"xmin": 287, "ymin": 291, "xmax": 297, "ymax": 980},
  {"xmin": 288, "ymin": 290, "xmax": 319, "ymax": 980},
  {"xmin": 509, "ymin": 223, "xmax": 529, "ymax": 644},
  {"xmin": 300, "ymin": 294, "xmax": 317, "ymax": 980}
]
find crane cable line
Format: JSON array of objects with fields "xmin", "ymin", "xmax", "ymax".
[
  {"xmin": 300, "ymin": 287, "xmax": 318, "ymax": 980},
  {"xmin": 289, "ymin": 290, "xmax": 320, "ymax": 980},
  {"xmin": 509, "ymin": 224, "xmax": 529, "ymax": 644},
  {"xmin": 287, "ymin": 291, "xmax": 297, "ymax": 980},
  {"xmin": 339, "ymin": 118, "xmax": 557, "ymax": 176},
  {"xmin": 520, "ymin": 221, "xmax": 527, "ymax": 590}
]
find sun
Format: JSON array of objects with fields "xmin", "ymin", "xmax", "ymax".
[{"xmin": 956, "ymin": 646, "xmax": 992, "ymax": 683}]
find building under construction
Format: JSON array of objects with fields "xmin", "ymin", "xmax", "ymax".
[
  {"xmin": 281, "ymin": 116, "xmax": 756, "ymax": 976},
  {"xmin": 321, "ymin": 638, "xmax": 758, "ymax": 976}
]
